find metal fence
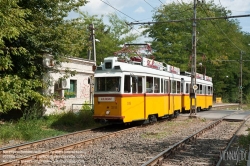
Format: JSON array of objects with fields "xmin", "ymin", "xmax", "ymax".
[{"xmin": 71, "ymin": 104, "xmax": 94, "ymax": 112}]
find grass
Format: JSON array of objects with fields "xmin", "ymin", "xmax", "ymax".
[
  {"xmin": 0, "ymin": 109, "xmax": 103, "ymax": 146},
  {"xmin": 237, "ymin": 131, "xmax": 250, "ymax": 166}
]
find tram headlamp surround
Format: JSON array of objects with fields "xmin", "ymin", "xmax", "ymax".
[{"xmin": 106, "ymin": 110, "xmax": 110, "ymax": 115}]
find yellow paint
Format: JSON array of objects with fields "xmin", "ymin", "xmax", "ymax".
[
  {"xmin": 94, "ymin": 97, "xmax": 121, "ymax": 117},
  {"xmin": 121, "ymin": 96, "xmax": 144, "ymax": 122},
  {"xmin": 94, "ymin": 94, "xmax": 213, "ymax": 123},
  {"xmin": 182, "ymin": 95, "xmax": 213, "ymax": 111},
  {"xmin": 144, "ymin": 96, "xmax": 169, "ymax": 118}
]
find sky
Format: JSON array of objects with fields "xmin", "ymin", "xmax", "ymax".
[{"xmin": 69, "ymin": 0, "xmax": 250, "ymax": 42}]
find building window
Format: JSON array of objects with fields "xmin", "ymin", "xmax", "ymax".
[
  {"xmin": 64, "ymin": 80, "xmax": 77, "ymax": 98},
  {"xmin": 54, "ymin": 82, "xmax": 63, "ymax": 99}
]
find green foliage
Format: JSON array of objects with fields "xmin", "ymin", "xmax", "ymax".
[
  {"xmin": 0, "ymin": 75, "xmax": 48, "ymax": 112},
  {"xmin": 0, "ymin": 0, "xmax": 88, "ymax": 113},
  {"xmin": 78, "ymin": 13, "xmax": 140, "ymax": 65},
  {"xmin": 238, "ymin": 133, "xmax": 250, "ymax": 165},
  {"xmin": 0, "ymin": 0, "xmax": 140, "ymax": 114},
  {"xmin": 142, "ymin": 1, "xmax": 250, "ymax": 103},
  {"xmin": 50, "ymin": 109, "xmax": 101, "ymax": 132},
  {"xmin": 0, "ymin": 118, "xmax": 65, "ymax": 142},
  {"xmin": 0, "ymin": 109, "xmax": 102, "ymax": 144},
  {"xmin": 22, "ymin": 102, "xmax": 45, "ymax": 120},
  {"xmin": 81, "ymin": 101, "xmax": 93, "ymax": 111}
]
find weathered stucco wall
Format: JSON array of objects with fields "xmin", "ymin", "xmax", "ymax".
[{"xmin": 44, "ymin": 56, "xmax": 95, "ymax": 114}]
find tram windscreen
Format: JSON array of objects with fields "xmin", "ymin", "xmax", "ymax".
[{"xmin": 95, "ymin": 77, "xmax": 121, "ymax": 92}]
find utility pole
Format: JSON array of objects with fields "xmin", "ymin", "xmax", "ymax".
[
  {"xmin": 88, "ymin": 24, "xmax": 97, "ymax": 65},
  {"xmin": 88, "ymin": 24, "xmax": 92, "ymax": 61},
  {"xmin": 240, "ymin": 51, "xmax": 243, "ymax": 109},
  {"xmin": 88, "ymin": 24, "xmax": 96, "ymax": 109},
  {"xmin": 190, "ymin": 0, "xmax": 197, "ymax": 116},
  {"xmin": 92, "ymin": 24, "xmax": 97, "ymax": 65},
  {"xmin": 127, "ymin": 1, "xmax": 249, "ymax": 113}
]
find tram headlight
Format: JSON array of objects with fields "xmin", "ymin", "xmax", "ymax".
[{"xmin": 106, "ymin": 110, "xmax": 110, "ymax": 115}]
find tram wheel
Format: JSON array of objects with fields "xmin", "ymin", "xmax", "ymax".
[
  {"xmin": 174, "ymin": 111, "xmax": 179, "ymax": 118},
  {"xmin": 149, "ymin": 115, "xmax": 157, "ymax": 123}
]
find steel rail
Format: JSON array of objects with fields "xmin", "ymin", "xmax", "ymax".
[
  {"xmin": 212, "ymin": 103, "xmax": 239, "ymax": 108},
  {"xmin": 216, "ymin": 116, "xmax": 250, "ymax": 166},
  {"xmin": 141, "ymin": 113, "xmax": 237, "ymax": 166},
  {"xmin": 0, "ymin": 126, "xmax": 137, "ymax": 166},
  {"xmin": 0, "ymin": 125, "xmax": 109, "ymax": 153}
]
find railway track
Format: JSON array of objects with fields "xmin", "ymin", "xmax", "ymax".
[
  {"xmin": 0, "ymin": 118, "xmax": 172, "ymax": 165},
  {"xmin": 0, "ymin": 124, "xmax": 133, "ymax": 165},
  {"xmin": 212, "ymin": 103, "xmax": 240, "ymax": 110},
  {"xmin": 141, "ymin": 115, "xmax": 248, "ymax": 166},
  {"xmin": 0, "ymin": 105, "xmax": 243, "ymax": 165}
]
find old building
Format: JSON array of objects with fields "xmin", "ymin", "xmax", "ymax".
[{"xmin": 43, "ymin": 55, "xmax": 95, "ymax": 114}]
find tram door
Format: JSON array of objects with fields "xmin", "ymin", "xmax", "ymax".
[
  {"xmin": 170, "ymin": 79, "xmax": 182, "ymax": 115},
  {"xmin": 129, "ymin": 75, "xmax": 145, "ymax": 121},
  {"xmin": 164, "ymin": 79, "xmax": 170, "ymax": 116},
  {"xmin": 170, "ymin": 80, "xmax": 175, "ymax": 115}
]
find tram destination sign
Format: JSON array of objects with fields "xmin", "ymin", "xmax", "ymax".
[{"xmin": 98, "ymin": 97, "xmax": 115, "ymax": 102}]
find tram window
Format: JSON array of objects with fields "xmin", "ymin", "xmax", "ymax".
[
  {"xmin": 132, "ymin": 77, "xmax": 136, "ymax": 93},
  {"xmin": 208, "ymin": 86, "xmax": 213, "ymax": 94},
  {"xmin": 186, "ymin": 83, "xmax": 190, "ymax": 93},
  {"xmin": 96, "ymin": 77, "xmax": 120, "ymax": 92},
  {"xmin": 181, "ymin": 82, "xmax": 184, "ymax": 93},
  {"xmin": 124, "ymin": 75, "xmax": 131, "ymax": 93},
  {"xmin": 171, "ymin": 80, "xmax": 176, "ymax": 93},
  {"xmin": 161, "ymin": 79, "xmax": 163, "ymax": 93},
  {"xmin": 146, "ymin": 76, "xmax": 153, "ymax": 93},
  {"xmin": 196, "ymin": 84, "xmax": 200, "ymax": 94},
  {"xmin": 177, "ymin": 81, "xmax": 180, "ymax": 93},
  {"xmin": 164, "ymin": 80, "xmax": 169, "ymax": 93},
  {"xmin": 200, "ymin": 85, "xmax": 203, "ymax": 94},
  {"xmin": 105, "ymin": 62, "xmax": 112, "ymax": 69},
  {"xmin": 131, "ymin": 76, "xmax": 143, "ymax": 93},
  {"xmin": 138, "ymin": 77, "xmax": 143, "ymax": 93},
  {"xmin": 154, "ymin": 77, "xmax": 160, "ymax": 93}
]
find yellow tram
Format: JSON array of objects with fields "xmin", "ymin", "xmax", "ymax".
[{"xmin": 93, "ymin": 56, "xmax": 213, "ymax": 123}]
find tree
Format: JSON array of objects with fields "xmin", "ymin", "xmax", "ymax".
[
  {"xmin": 78, "ymin": 13, "xmax": 140, "ymax": 65},
  {"xmin": 0, "ymin": 0, "xmax": 88, "ymax": 114},
  {"xmin": 142, "ymin": 0, "xmax": 250, "ymax": 103}
]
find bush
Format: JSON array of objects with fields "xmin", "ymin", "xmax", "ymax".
[{"xmin": 0, "ymin": 105, "xmax": 101, "ymax": 144}]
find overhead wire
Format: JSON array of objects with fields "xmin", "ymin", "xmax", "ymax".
[
  {"xmin": 101, "ymin": 0, "xmax": 142, "ymax": 34},
  {"xmin": 100, "ymin": 0, "xmax": 142, "ymax": 33},
  {"xmin": 199, "ymin": 4, "xmax": 243, "ymax": 51},
  {"xmin": 105, "ymin": 0, "xmax": 124, "ymax": 19},
  {"xmin": 100, "ymin": 0, "xmax": 138, "ymax": 22},
  {"xmin": 158, "ymin": 0, "xmax": 164, "ymax": 5},
  {"xmin": 144, "ymin": 0, "xmax": 156, "ymax": 9}
]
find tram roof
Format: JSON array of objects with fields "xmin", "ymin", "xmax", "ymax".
[{"xmin": 95, "ymin": 56, "xmax": 212, "ymax": 83}]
